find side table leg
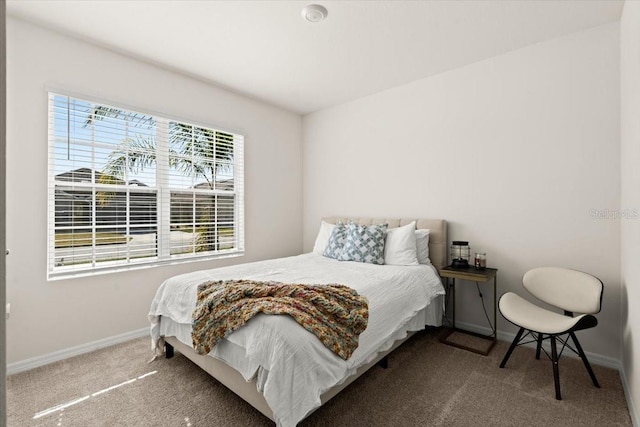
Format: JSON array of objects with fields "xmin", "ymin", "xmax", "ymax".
[
  {"xmin": 452, "ymin": 278, "xmax": 456, "ymax": 329},
  {"xmin": 493, "ymin": 275, "xmax": 497, "ymax": 338}
]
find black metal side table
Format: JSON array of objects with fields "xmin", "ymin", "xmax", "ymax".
[{"xmin": 439, "ymin": 266, "xmax": 498, "ymax": 355}]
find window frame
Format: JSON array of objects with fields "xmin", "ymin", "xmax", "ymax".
[{"xmin": 47, "ymin": 92, "xmax": 245, "ymax": 280}]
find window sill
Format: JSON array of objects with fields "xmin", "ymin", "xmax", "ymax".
[{"xmin": 47, "ymin": 251, "xmax": 245, "ymax": 281}]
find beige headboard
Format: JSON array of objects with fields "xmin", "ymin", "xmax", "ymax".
[{"xmin": 321, "ymin": 217, "xmax": 448, "ymax": 272}]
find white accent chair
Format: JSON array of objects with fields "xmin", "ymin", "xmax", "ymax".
[{"xmin": 498, "ymin": 267, "xmax": 603, "ymax": 400}]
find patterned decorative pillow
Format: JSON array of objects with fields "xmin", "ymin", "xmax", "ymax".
[
  {"xmin": 339, "ymin": 222, "xmax": 388, "ymax": 264},
  {"xmin": 323, "ymin": 222, "xmax": 347, "ymax": 259}
]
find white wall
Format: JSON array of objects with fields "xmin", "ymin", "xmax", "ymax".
[
  {"xmin": 5, "ymin": 17, "xmax": 302, "ymax": 364},
  {"xmin": 303, "ymin": 23, "xmax": 621, "ymax": 360},
  {"xmin": 620, "ymin": 0, "xmax": 640, "ymax": 423}
]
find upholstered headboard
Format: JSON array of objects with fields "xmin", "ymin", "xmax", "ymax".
[{"xmin": 321, "ymin": 217, "xmax": 448, "ymax": 272}]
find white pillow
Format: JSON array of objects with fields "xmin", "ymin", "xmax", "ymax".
[
  {"xmin": 384, "ymin": 222, "xmax": 419, "ymax": 265},
  {"xmin": 415, "ymin": 229, "xmax": 431, "ymax": 264},
  {"xmin": 313, "ymin": 220, "xmax": 335, "ymax": 254}
]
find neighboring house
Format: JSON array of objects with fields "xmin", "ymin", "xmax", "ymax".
[
  {"xmin": 54, "ymin": 167, "xmax": 233, "ymax": 235},
  {"xmin": 55, "ymin": 167, "xmax": 156, "ymax": 234},
  {"xmin": 170, "ymin": 181, "xmax": 235, "ymax": 229}
]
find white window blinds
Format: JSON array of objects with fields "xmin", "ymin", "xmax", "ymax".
[{"xmin": 47, "ymin": 93, "xmax": 244, "ymax": 279}]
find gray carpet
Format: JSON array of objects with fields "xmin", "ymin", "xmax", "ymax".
[{"xmin": 7, "ymin": 329, "xmax": 632, "ymax": 426}]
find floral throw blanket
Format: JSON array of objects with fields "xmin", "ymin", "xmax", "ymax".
[{"xmin": 191, "ymin": 279, "xmax": 369, "ymax": 360}]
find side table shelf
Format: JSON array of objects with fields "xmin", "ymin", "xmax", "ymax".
[{"xmin": 439, "ymin": 266, "xmax": 498, "ymax": 356}]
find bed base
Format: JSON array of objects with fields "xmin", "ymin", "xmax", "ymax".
[{"xmin": 164, "ymin": 331, "xmax": 415, "ymax": 422}]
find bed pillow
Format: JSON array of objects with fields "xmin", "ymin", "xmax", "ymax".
[
  {"xmin": 339, "ymin": 222, "xmax": 388, "ymax": 264},
  {"xmin": 415, "ymin": 229, "xmax": 431, "ymax": 264},
  {"xmin": 313, "ymin": 220, "xmax": 336, "ymax": 254},
  {"xmin": 384, "ymin": 222, "xmax": 419, "ymax": 265},
  {"xmin": 323, "ymin": 222, "xmax": 347, "ymax": 259}
]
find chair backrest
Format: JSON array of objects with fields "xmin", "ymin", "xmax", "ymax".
[{"xmin": 523, "ymin": 267, "xmax": 603, "ymax": 315}]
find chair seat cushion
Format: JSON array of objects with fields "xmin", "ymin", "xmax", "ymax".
[{"xmin": 499, "ymin": 292, "xmax": 587, "ymax": 334}]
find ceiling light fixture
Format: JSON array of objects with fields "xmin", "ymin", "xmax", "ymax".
[{"xmin": 301, "ymin": 4, "xmax": 328, "ymax": 23}]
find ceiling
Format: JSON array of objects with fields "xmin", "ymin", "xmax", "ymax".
[{"xmin": 7, "ymin": 0, "xmax": 625, "ymax": 115}]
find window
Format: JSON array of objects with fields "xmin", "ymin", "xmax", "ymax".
[{"xmin": 48, "ymin": 93, "xmax": 244, "ymax": 279}]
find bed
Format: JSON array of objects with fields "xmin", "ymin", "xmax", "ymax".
[{"xmin": 148, "ymin": 217, "xmax": 447, "ymax": 426}]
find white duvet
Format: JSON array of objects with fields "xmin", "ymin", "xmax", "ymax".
[{"xmin": 148, "ymin": 253, "xmax": 444, "ymax": 427}]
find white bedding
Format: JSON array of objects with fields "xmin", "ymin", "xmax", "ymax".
[{"xmin": 149, "ymin": 253, "xmax": 445, "ymax": 426}]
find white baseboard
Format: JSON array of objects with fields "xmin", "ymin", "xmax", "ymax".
[
  {"xmin": 7, "ymin": 327, "xmax": 149, "ymax": 375},
  {"xmin": 454, "ymin": 320, "xmax": 621, "ymax": 370},
  {"xmin": 619, "ymin": 364, "xmax": 640, "ymax": 427}
]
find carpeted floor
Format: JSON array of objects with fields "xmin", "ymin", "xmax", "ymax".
[{"xmin": 7, "ymin": 328, "xmax": 632, "ymax": 426}]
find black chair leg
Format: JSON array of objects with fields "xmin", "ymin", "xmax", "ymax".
[
  {"xmin": 570, "ymin": 331, "xmax": 600, "ymax": 388},
  {"xmin": 500, "ymin": 327, "xmax": 525, "ymax": 368},
  {"xmin": 536, "ymin": 333, "xmax": 543, "ymax": 360},
  {"xmin": 550, "ymin": 335, "xmax": 561, "ymax": 400}
]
